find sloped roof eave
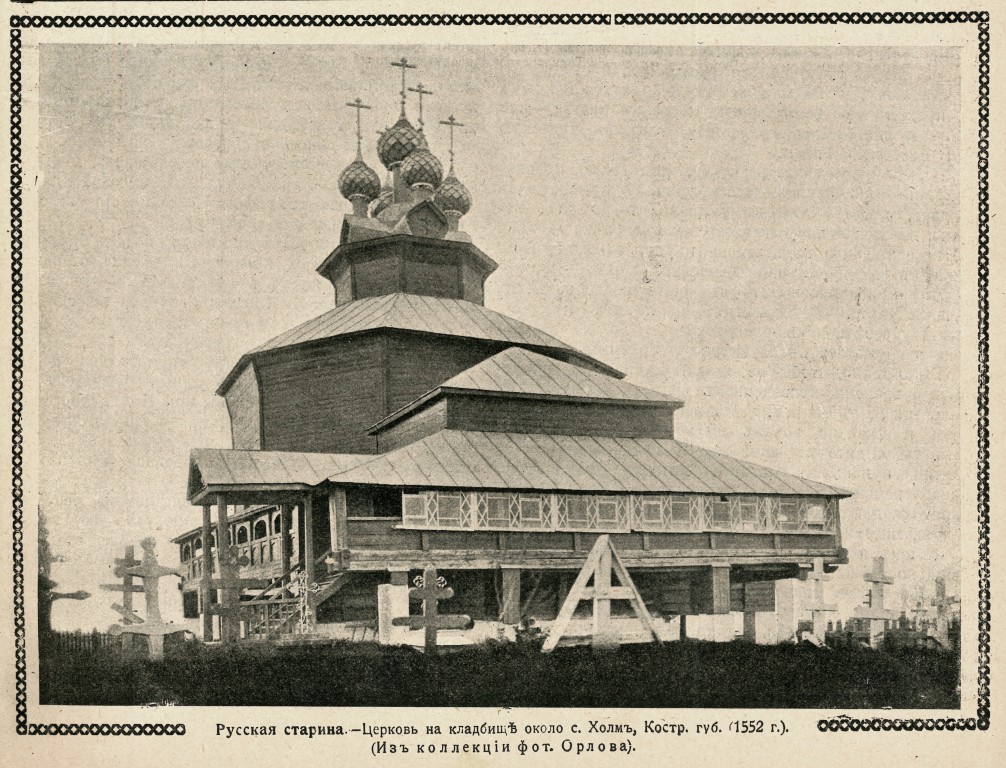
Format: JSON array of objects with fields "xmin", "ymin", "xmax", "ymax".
[{"xmin": 325, "ymin": 431, "xmax": 853, "ymax": 498}]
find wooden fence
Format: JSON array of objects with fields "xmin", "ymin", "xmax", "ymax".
[{"xmin": 42, "ymin": 630, "xmax": 120, "ymax": 654}]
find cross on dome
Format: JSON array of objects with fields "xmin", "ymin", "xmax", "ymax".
[
  {"xmin": 439, "ymin": 114, "xmax": 465, "ymax": 170},
  {"xmin": 407, "ymin": 82, "xmax": 434, "ymax": 131},
  {"xmin": 391, "ymin": 57, "xmax": 416, "ymax": 116},
  {"xmin": 345, "ymin": 97, "xmax": 372, "ymax": 159}
]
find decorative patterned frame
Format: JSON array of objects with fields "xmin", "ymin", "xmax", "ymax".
[{"xmin": 8, "ymin": 9, "xmax": 989, "ymax": 736}]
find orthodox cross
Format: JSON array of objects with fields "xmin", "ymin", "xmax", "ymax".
[
  {"xmin": 407, "ymin": 82, "xmax": 433, "ymax": 131},
  {"xmin": 106, "ymin": 539, "xmax": 187, "ymax": 659},
  {"xmin": 122, "ymin": 537, "xmax": 183, "ymax": 624},
  {"xmin": 930, "ymin": 577, "xmax": 959, "ymax": 642},
  {"xmin": 853, "ymin": 556, "xmax": 897, "ymax": 647},
  {"xmin": 101, "ymin": 544, "xmax": 144, "ymax": 624},
  {"xmin": 345, "ymin": 97, "xmax": 371, "ymax": 158},
  {"xmin": 392, "ymin": 566, "xmax": 471, "ymax": 653},
  {"xmin": 911, "ymin": 600, "xmax": 927, "ymax": 630},
  {"xmin": 439, "ymin": 115, "xmax": 465, "ymax": 169},
  {"xmin": 390, "ymin": 57, "xmax": 416, "ymax": 115}
]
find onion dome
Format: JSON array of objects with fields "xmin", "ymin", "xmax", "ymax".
[
  {"xmin": 434, "ymin": 171, "xmax": 472, "ymax": 216},
  {"xmin": 338, "ymin": 158, "xmax": 381, "ymax": 203},
  {"xmin": 377, "ymin": 115, "xmax": 423, "ymax": 169},
  {"xmin": 401, "ymin": 145, "xmax": 444, "ymax": 189},
  {"xmin": 371, "ymin": 174, "xmax": 394, "ymax": 216}
]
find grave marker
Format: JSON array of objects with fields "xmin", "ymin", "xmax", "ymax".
[
  {"xmin": 392, "ymin": 566, "xmax": 472, "ymax": 653},
  {"xmin": 853, "ymin": 556, "xmax": 898, "ymax": 648}
]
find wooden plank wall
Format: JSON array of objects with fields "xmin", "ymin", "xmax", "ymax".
[
  {"xmin": 257, "ymin": 337, "xmax": 385, "ymax": 454},
  {"xmin": 446, "ymin": 394, "xmax": 676, "ymax": 440},
  {"xmin": 223, "ymin": 363, "xmax": 262, "ymax": 450},
  {"xmin": 385, "ymin": 333, "xmax": 505, "ymax": 413},
  {"xmin": 354, "ymin": 256, "xmax": 401, "ymax": 299},
  {"xmin": 377, "ymin": 399, "xmax": 449, "ymax": 452}
]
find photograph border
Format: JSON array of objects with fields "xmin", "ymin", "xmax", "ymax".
[{"xmin": 7, "ymin": 9, "xmax": 990, "ymax": 736}]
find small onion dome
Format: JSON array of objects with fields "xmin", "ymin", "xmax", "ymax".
[
  {"xmin": 371, "ymin": 175, "xmax": 394, "ymax": 216},
  {"xmin": 338, "ymin": 158, "xmax": 381, "ymax": 203},
  {"xmin": 434, "ymin": 171, "xmax": 472, "ymax": 216},
  {"xmin": 371, "ymin": 188, "xmax": 393, "ymax": 216},
  {"xmin": 401, "ymin": 146, "xmax": 444, "ymax": 189},
  {"xmin": 377, "ymin": 116, "xmax": 423, "ymax": 169}
]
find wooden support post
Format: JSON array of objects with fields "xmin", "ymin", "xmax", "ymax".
[
  {"xmin": 328, "ymin": 488, "xmax": 348, "ymax": 567},
  {"xmin": 280, "ymin": 504, "xmax": 292, "ymax": 593},
  {"xmin": 593, "ymin": 547, "xmax": 613, "ymax": 648},
  {"xmin": 215, "ymin": 494, "xmax": 238, "ymax": 643},
  {"xmin": 775, "ymin": 578, "xmax": 797, "ymax": 643},
  {"xmin": 303, "ymin": 494, "xmax": 315, "ymax": 588},
  {"xmin": 501, "ymin": 568, "xmax": 521, "ymax": 624},
  {"xmin": 710, "ymin": 565, "xmax": 731, "ymax": 615},
  {"xmin": 200, "ymin": 504, "xmax": 213, "ymax": 641}
]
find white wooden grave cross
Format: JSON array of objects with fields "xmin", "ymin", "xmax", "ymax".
[
  {"xmin": 911, "ymin": 600, "xmax": 928, "ymax": 631},
  {"xmin": 853, "ymin": 556, "xmax": 897, "ymax": 648},
  {"xmin": 107, "ymin": 538, "xmax": 186, "ymax": 660},
  {"xmin": 803, "ymin": 557, "xmax": 837, "ymax": 645},
  {"xmin": 542, "ymin": 535, "xmax": 661, "ymax": 653},
  {"xmin": 392, "ymin": 566, "xmax": 472, "ymax": 653},
  {"xmin": 930, "ymin": 577, "xmax": 959, "ymax": 645}
]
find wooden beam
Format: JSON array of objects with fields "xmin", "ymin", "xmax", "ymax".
[
  {"xmin": 542, "ymin": 542, "xmax": 604, "ymax": 653},
  {"xmin": 200, "ymin": 504, "xmax": 213, "ymax": 641},
  {"xmin": 593, "ymin": 545, "xmax": 612, "ymax": 648},
  {"xmin": 280, "ymin": 503, "xmax": 292, "ymax": 591},
  {"xmin": 303, "ymin": 495, "xmax": 316, "ymax": 609},
  {"xmin": 711, "ymin": 565, "xmax": 731, "ymax": 615},
  {"xmin": 328, "ymin": 488, "xmax": 348, "ymax": 563},
  {"xmin": 390, "ymin": 571, "xmax": 409, "ymax": 586},
  {"xmin": 215, "ymin": 493, "xmax": 238, "ymax": 643},
  {"xmin": 210, "ymin": 578, "xmax": 271, "ymax": 589},
  {"xmin": 501, "ymin": 568, "xmax": 521, "ymax": 624}
]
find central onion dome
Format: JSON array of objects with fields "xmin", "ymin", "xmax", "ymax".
[
  {"xmin": 434, "ymin": 170, "xmax": 472, "ymax": 216},
  {"xmin": 338, "ymin": 158, "xmax": 381, "ymax": 203},
  {"xmin": 401, "ymin": 141, "xmax": 444, "ymax": 189},
  {"xmin": 377, "ymin": 115, "xmax": 423, "ymax": 169}
]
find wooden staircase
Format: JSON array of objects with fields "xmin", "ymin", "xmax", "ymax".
[{"xmin": 237, "ymin": 550, "xmax": 355, "ymax": 639}]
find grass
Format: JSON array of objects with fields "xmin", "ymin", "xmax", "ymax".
[{"xmin": 39, "ymin": 637, "xmax": 960, "ymax": 708}]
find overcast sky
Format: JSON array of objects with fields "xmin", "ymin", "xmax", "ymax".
[{"xmin": 37, "ymin": 43, "xmax": 962, "ymax": 631}]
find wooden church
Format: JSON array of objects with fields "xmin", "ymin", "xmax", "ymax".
[{"xmin": 174, "ymin": 58, "xmax": 849, "ymax": 646}]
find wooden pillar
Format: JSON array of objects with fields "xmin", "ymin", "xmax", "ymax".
[
  {"xmin": 214, "ymin": 493, "xmax": 238, "ymax": 643},
  {"xmin": 710, "ymin": 565, "xmax": 731, "ymax": 615},
  {"xmin": 200, "ymin": 504, "xmax": 213, "ymax": 642},
  {"xmin": 328, "ymin": 488, "xmax": 348, "ymax": 567},
  {"xmin": 303, "ymin": 494, "xmax": 315, "ymax": 587},
  {"xmin": 775, "ymin": 578, "xmax": 797, "ymax": 643},
  {"xmin": 593, "ymin": 548, "xmax": 612, "ymax": 648},
  {"xmin": 279, "ymin": 505, "xmax": 291, "ymax": 575},
  {"xmin": 501, "ymin": 568, "xmax": 521, "ymax": 624}
]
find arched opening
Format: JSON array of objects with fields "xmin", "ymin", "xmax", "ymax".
[
  {"xmin": 193, "ymin": 536, "xmax": 202, "ymax": 552},
  {"xmin": 253, "ymin": 519, "xmax": 268, "ymax": 540},
  {"xmin": 181, "ymin": 543, "xmax": 191, "ymax": 562},
  {"xmin": 236, "ymin": 526, "xmax": 249, "ymax": 544},
  {"xmin": 273, "ymin": 513, "xmax": 282, "ymax": 535},
  {"xmin": 208, "ymin": 530, "xmax": 217, "ymax": 549}
]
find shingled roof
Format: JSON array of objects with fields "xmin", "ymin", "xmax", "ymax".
[{"xmin": 218, "ymin": 293, "xmax": 621, "ymax": 393}]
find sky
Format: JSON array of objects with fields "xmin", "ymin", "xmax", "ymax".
[{"xmin": 36, "ymin": 43, "xmax": 963, "ymax": 631}]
